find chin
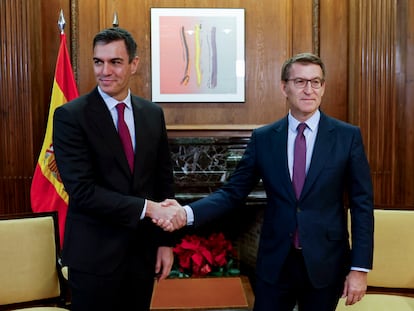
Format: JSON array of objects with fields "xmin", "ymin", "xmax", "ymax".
[{"xmin": 99, "ymin": 85, "xmax": 115, "ymax": 95}]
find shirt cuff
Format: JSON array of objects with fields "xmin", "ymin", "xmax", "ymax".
[
  {"xmin": 351, "ymin": 267, "xmax": 370, "ymax": 272},
  {"xmin": 140, "ymin": 199, "xmax": 147, "ymax": 220},
  {"xmin": 183, "ymin": 205, "xmax": 194, "ymax": 225}
]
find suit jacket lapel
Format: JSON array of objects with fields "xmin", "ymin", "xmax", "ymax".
[
  {"xmin": 271, "ymin": 118, "xmax": 297, "ymax": 200},
  {"xmin": 131, "ymin": 95, "xmax": 155, "ymax": 188},
  {"xmin": 86, "ymin": 88, "xmax": 132, "ymax": 176},
  {"xmin": 301, "ymin": 113, "xmax": 335, "ymax": 199}
]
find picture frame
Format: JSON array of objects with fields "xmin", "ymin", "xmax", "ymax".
[{"xmin": 150, "ymin": 8, "xmax": 245, "ymax": 103}]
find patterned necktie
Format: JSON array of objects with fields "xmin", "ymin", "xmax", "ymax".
[
  {"xmin": 292, "ymin": 123, "xmax": 307, "ymax": 248},
  {"xmin": 116, "ymin": 103, "xmax": 134, "ymax": 172}
]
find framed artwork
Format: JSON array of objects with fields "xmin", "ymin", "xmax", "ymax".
[{"xmin": 150, "ymin": 8, "xmax": 245, "ymax": 103}]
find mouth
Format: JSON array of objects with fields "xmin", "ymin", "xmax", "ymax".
[{"xmin": 99, "ymin": 78, "xmax": 115, "ymax": 86}]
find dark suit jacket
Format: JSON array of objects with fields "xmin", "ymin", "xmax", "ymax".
[
  {"xmin": 190, "ymin": 111, "xmax": 374, "ymax": 288},
  {"xmin": 53, "ymin": 87, "xmax": 174, "ymax": 276}
]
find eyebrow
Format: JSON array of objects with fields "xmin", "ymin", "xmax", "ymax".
[{"xmin": 93, "ymin": 57, "xmax": 124, "ymax": 62}]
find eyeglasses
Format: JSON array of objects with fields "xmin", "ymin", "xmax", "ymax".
[{"xmin": 285, "ymin": 78, "xmax": 324, "ymax": 89}]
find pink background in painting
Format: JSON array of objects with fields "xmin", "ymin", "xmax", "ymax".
[
  {"xmin": 158, "ymin": 15, "xmax": 237, "ymax": 95},
  {"xmin": 159, "ymin": 17, "xmax": 198, "ymax": 93}
]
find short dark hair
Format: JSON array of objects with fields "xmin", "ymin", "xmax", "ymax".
[
  {"xmin": 93, "ymin": 27, "xmax": 137, "ymax": 63},
  {"xmin": 281, "ymin": 52, "xmax": 325, "ymax": 81}
]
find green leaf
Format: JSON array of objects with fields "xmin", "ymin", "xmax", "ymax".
[{"xmin": 228, "ymin": 268, "xmax": 240, "ymax": 276}]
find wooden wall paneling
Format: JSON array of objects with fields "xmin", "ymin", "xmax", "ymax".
[
  {"xmin": 291, "ymin": 0, "xmax": 314, "ymax": 55},
  {"xmin": 397, "ymin": 0, "xmax": 414, "ymax": 206},
  {"xmin": 237, "ymin": 0, "xmax": 291, "ymax": 125},
  {"xmin": 406, "ymin": 0, "xmax": 414, "ymax": 206},
  {"xmin": 0, "ymin": 0, "xmax": 42, "ymax": 214},
  {"xmin": 110, "ymin": 0, "xmax": 155, "ymax": 101},
  {"xmin": 75, "ymin": 0, "xmax": 101, "ymax": 96},
  {"xmin": 319, "ymin": 0, "xmax": 348, "ymax": 121},
  {"xmin": 348, "ymin": 0, "xmax": 404, "ymax": 208}
]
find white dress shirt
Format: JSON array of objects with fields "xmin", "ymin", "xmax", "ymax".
[
  {"xmin": 97, "ymin": 87, "xmax": 148, "ymax": 219},
  {"xmin": 98, "ymin": 87, "xmax": 136, "ymax": 151}
]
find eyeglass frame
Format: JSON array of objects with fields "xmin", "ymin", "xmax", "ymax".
[{"xmin": 284, "ymin": 78, "xmax": 325, "ymax": 89}]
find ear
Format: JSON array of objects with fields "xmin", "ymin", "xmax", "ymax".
[
  {"xmin": 320, "ymin": 81, "xmax": 326, "ymax": 97},
  {"xmin": 280, "ymin": 81, "xmax": 288, "ymax": 97},
  {"xmin": 130, "ymin": 56, "xmax": 140, "ymax": 75}
]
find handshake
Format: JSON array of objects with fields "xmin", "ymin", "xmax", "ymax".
[{"xmin": 146, "ymin": 199, "xmax": 187, "ymax": 232}]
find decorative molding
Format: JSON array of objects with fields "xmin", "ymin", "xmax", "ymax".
[
  {"xmin": 167, "ymin": 124, "xmax": 262, "ymax": 131},
  {"xmin": 70, "ymin": 0, "xmax": 79, "ymax": 83},
  {"xmin": 312, "ymin": 0, "xmax": 320, "ymax": 55}
]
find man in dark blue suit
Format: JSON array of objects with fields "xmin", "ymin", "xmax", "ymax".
[
  {"xmin": 53, "ymin": 28, "xmax": 184, "ymax": 310},
  {"xmin": 157, "ymin": 53, "xmax": 374, "ymax": 311}
]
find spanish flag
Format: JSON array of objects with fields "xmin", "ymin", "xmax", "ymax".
[{"xmin": 31, "ymin": 32, "xmax": 78, "ymax": 247}]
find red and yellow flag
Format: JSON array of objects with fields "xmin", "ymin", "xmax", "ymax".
[{"xmin": 31, "ymin": 32, "xmax": 79, "ymax": 247}]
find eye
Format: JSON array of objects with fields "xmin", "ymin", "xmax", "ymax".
[
  {"xmin": 293, "ymin": 79, "xmax": 306, "ymax": 87},
  {"xmin": 310, "ymin": 79, "xmax": 322, "ymax": 87}
]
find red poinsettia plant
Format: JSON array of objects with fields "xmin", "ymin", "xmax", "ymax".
[{"xmin": 169, "ymin": 232, "xmax": 240, "ymax": 278}]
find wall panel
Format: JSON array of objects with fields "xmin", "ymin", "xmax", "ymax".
[
  {"xmin": 319, "ymin": 0, "xmax": 348, "ymax": 120},
  {"xmin": 0, "ymin": 0, "xmax": 41, "ymax": 214},
  {"xmin": 398, "ymin": 0, "xmax": 414, "ymax": 205},
  {"xmin": 348, "ymin": 0, "xmax": 413, "ymax": 208}
]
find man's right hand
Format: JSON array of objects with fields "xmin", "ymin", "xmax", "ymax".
[{"xmin": 146, "ymin": 199, "xmax": 187, "ymax": 232}]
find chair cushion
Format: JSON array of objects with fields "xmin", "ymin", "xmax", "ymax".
[{"xmin": 336, "ymin": 294, "xmax": 414, "ymax": 310}]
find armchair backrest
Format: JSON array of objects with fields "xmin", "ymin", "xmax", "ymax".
[
  {"xmin": 366, "ymin": 209, "xmax": 414, "ymax": 289},
  {"xmin": 0, "ymin": 212, "xmax": 65, "ymax": 308}
]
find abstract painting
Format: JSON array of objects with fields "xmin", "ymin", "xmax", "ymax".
[{"xmin": 151, "ymin": 8, "xmax": 245, "ymax": 102}]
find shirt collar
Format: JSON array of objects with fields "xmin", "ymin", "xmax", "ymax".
[
  {"xmin": 97, "ymin": 86, "xmax": 132, "ymax": 111},
  {"xmin": 288, "ymin": 109, "xmax": 320, "ymax": 133}
]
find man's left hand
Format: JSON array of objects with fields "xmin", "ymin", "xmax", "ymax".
[
  {"xmin": 155, "ymin": 246, "xmax": 174, "ymax": 282},
  {"xmin": 342, "ymin": 270, "xmax": 368, "ymax": 305}
]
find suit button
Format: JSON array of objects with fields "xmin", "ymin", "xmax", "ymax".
[{"xmin": 297, "ymin": 207, "xmax": 301, "ymax": 212}]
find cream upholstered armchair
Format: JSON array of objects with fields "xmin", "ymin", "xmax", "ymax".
[
  {"xmin": 0, "ymin": 212, "xmax": 69, "ymax": 310},
  {"xmin": 336, "ymin": 209, "xmax": 414, "ymax": 310}
]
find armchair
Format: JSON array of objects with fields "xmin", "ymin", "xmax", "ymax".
[
  {"xmin": 336, "ymin": 209, "xmax": 414, "ymax": 310},
  {"xmin": 0, "ymin": 212, "xmax": 69, "ymax": 310}
]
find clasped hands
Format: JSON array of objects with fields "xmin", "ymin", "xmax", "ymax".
[{"xmin": 147, "ymin": 199, "xmax": 186, "ymax": 232}]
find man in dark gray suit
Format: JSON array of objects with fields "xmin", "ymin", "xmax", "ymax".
[
  {"xmin": 53, "ymin": 27, "xmax": 183, "ymax": 311},
  {"xmin": 157, "ymin": 53, "xmax": 374, "ymax": 311}
]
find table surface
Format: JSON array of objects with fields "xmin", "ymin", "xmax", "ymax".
[{"xmin": 150, "ymin": 276, "xmax": 255, "ymax": 311}]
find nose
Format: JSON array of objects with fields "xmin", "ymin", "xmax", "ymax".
[
  {"xmin": 102, "ymin": 62, "xmax": 111, "ymax": 75},
  {"xmin": 303, "ymin": 81, "xmax": 313, "ymax": 93}
]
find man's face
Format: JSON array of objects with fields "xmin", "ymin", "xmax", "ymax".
[
  {"xmin": 93, "ymin": 40, "xmax": 139, "ymax": 101},
  {"xmin": 280, "ymin": 63, "xmax": 325, "ymax": 121}
]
